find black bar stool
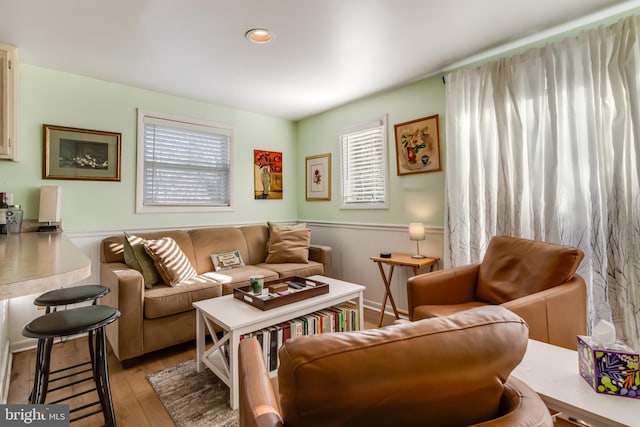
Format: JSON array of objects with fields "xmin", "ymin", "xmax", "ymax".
[
  {"xmin": 29, "ymin": 285, "xmax": 110, "ymax": 404},
  {"xmin": 22, "ymin": 305, "xmax": 120, "ymax": 426},
  {"xmin": 34, "ymin": 284, "xmax": 110, "ymax": 313}
]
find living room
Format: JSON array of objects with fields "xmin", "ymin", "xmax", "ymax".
[{"xmin": 2, "ymin": 1, "xmax": 640, "ymax": 426}]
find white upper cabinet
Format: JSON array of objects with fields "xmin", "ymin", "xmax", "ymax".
[{"xmin": 0, "ymin": 43, "xmax": 18, "ymax": 161}]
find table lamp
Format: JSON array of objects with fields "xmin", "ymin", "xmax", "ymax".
[
  {"xmin": 409, "ymin": 222, "xmax": 426, "ymax": 259},
  {"xmin": 38, "ymin": 185, "xmax": 62, "ymax": 232}
]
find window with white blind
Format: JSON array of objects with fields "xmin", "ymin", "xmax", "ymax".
[
  {"xmin": 339, "ymin": 115, "xmax": 388, "ymax": 209},
  {"xmin": 136, "ymin": 109, "xmax": 233, "ymax": 213}
]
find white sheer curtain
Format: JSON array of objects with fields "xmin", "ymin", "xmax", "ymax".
[{"xmin": 445, "ymin": 14, "xmax": 640, "ymax": 350}]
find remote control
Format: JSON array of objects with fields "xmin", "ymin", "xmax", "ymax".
[{"xmin": 286, "ymin": 281, "xmax": 304, "ymax": 290}]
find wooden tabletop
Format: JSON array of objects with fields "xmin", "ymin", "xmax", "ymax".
[
  {"xmin": 370, "ymin": 253, "xmax": 439, "ymax": 268},
  {"xmin": 0, "ymin": 232, "xmax": 91, "ymax": 300}
]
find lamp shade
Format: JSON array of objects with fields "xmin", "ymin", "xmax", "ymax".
[
  {"xmin": 38, "ymin": 185, "xmax": 62, "ymax": 223},
  {"xmin": 408, "ymin": 223, "xmax": 425, "ymax": 241}
]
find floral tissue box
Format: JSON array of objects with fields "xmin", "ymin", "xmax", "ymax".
[{"xmin": 578, "ymin": 335, "xmax": 640, "ymax": 399}]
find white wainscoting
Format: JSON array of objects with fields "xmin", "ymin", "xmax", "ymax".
[
  {"xmin": 8, "ymin": 222, "xmax": 444, "ymax": 353},
  {"xmin": 306, "ymin": 221, "xmax": 444, "ymax": 317}
]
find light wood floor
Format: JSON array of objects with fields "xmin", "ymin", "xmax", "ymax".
[{"xmin": 8, "ymin": 308, "xmax": 579, "ymax": 427}]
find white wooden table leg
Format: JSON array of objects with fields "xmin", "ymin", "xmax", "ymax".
[
  {"xmin": 195, "ymin": 309, "xmax": 204, "ymax": 372},
  {"xmin": 228, "ymin": 332, "xmax": 241, "ymax": 410}
]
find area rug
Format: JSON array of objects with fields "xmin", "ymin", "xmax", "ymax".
[{"xmin": 147, "ymin": 359, "xmax": 238, "ymax": 427}]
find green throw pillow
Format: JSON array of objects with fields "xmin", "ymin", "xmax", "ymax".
[{"xmin": 123, "ymin": 232, "xmax": 161, "ymax": 289}]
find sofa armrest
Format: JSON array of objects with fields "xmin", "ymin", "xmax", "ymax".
[
  {"xmin": 309, "ymin": 245, "xmax": 332, "ymax": 277},
  {"xmin": 239, "ymin": 337, "xmax": 284, "ymax": 427},
  {"xmin": 503, "ymin": 276, "xmax": 586, "ymax": 350},
  {"xmin": 407, "ymin": 264, "xmax": 480, "ymax": 320},
  {"xmin": 100, "ymin": 262, "xmax": 145, "ymax": 361}
]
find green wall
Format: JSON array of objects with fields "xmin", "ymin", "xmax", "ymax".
[
  {"xmin": 0, "ymin": 65, "xmax": 298, "ymax": 232},
  {"xmin": 296, "ymin": 75, "xmax": 446, "ymax": 227}
]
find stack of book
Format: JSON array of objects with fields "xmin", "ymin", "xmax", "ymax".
[{"xmin": 238, "ymin": 303, "xmax": 360, "ymax": 372}]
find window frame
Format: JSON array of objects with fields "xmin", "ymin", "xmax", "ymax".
[
  {"xmin": 339, "ymin": 114, "xmax": 389, "ymax": 210},
  {"xmin": 135, "ymin": 109, "xmax": 234, "ymax": 213}
]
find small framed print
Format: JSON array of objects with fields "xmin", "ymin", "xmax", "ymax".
[
  {"xmin": 394, "ymin": 114, "xmax": 441, "ymax": 175},
  {"xmin": 305, "ymin": 153, "xmax": 331, "ymax": 201},
  {"xmin": 43, "ymin": 124, "xmax": 122, "ymax": 181}
]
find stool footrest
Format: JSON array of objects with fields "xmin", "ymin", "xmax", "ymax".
[
  {"xmin": 50, "ymin": 387, "xmax": 95, "ymax": 405},
  {"xmin": 48, "ymin": 374, "xmax": 93, "ymax": 393},
  {"xmin": 50, "ymin": 360, "xmax": 91, "ymax": 376}
]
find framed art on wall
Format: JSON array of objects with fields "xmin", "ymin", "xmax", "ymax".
[
  {"xmin": 43, "ymin": 124, "xmax": 122, "ymax": 181},
  {"xmin": 305, "ymin": 153, "xmax": 331, "ymax": 201},
  {"xmin": 394, "ymin": 114, "xmax": 441, "ymax": 175},
  {"xmin": 254, "ymin": 150, "xmax": 283, "ymax": 199}
]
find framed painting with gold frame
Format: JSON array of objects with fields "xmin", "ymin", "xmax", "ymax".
[
  {"xmin": 43, "ymin": 124, "xmax": 121, "ymax": 181},
  {"xmin": 305, "ymin": 153, "xmax": 331, "ymax": 201},
  {"xmin": 394, "ymin": 114, "xmax": 441, "ymax": 175}
]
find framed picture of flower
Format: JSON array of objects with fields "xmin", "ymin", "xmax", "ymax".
[
  {"xmin": 394, "ymin": 114, "xmax": 441, "ymax": 175},
  {"xmin": 305, "ymin": 153, "xmax": 331, "ymax": 201},
  {"xmin": 43, "ymin": 124, "xmax": 121, "ymax": 181}
]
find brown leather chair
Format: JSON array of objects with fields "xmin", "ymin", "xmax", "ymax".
[
  {"xmin": 238, "ymin": 305, "xmax": 553, "ymax": 427},
  {"xmin": 408, "ymin": 235, "xmax": 587, "ymax": 350}
]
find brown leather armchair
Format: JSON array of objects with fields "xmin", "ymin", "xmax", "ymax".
[
  {"xmin": 238, "ymin": 305, "xmax": 553, "ymax": 427},
  {"xmin": 408, "ymin": 235, "xmax": 587, "ymax": 350}
]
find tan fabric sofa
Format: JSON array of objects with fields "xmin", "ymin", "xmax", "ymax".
[
  {"xmin": 238, "ymin": 305, "xmax": 553, "ymax": 427},
  {"xmin": 99, "ymin": 224, "xmax": 332, "ymax": 361}
]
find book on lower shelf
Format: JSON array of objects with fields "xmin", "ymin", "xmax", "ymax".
[{"xmin": 239, "ymin": 303, "xmax": 360, "ymax": 373}]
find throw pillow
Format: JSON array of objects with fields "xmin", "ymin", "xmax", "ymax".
[
  {"xmin": 123, "ymin": 232, "xmax": 160, "ymax": 289},
  {"xmin": 143, "ymin": 237, "xmax": 197, "ymax": 286},
  {"xmin": 211, "ymin": 250, "xmax": 245, "ymax": 271},
  {"xmin": 265, "ymin": 227, "xmax": 311, "ymax": 264},
  {"xmin": 267, "ymin": 221, "xmax": 307, "ymax": 232}
]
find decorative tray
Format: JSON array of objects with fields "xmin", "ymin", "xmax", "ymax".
[{"xmin": 233, "ymin": 276, "xmax": 329, "ymax": 311}]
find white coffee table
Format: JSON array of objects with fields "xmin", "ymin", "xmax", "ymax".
[
  {"xmin": 512, "ymin": 339, "xmax": 640, "ymax": 427},
  {"xmin": 193, "ymin": 275, "xmax": 365, "ymax": 409}
]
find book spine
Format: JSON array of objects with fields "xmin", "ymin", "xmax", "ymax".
[{"xmin": 269, "ymin": 327, "xmax": 278, "ymax": 371}]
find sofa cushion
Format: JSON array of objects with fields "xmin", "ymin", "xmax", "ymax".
[
  {"xmin": 123, "ymin": 233, "xmax": 161, "ymax": 289},
  {"xmin": 143, "ymin": 273, "xmax": 222, "ymax": 319},
  {"xmin": 144, "ymin": 237, "xmax": 197, "ymax": 286},
  {"xmin": 239, "ymin": 225, "xmax": 270, "ymax": 265},
  {"xmin": 202, "ymin": 266, "xmax": 279, "ymax": 295},
  {"xmin": 256, "ymin": 261, "xmax": 323, "ymax": 278},
  {"xmin": 476, "ymin": 236, "xmax": 585, "ymax": 304},
  {"xmin": 188, "ymin": 227, "xmax": 250, "ymax": 274},
  {"xmin": 265, "ymin": 227, "xmax": 311, "ymax": 264}
]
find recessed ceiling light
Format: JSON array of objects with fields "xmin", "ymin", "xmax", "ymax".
[{"xmin": 245, "ymin": 28, "xmax": 273, "ymax": 44}]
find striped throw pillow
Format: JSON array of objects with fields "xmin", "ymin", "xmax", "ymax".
[{"xmin": 143, "ymin": 237, "xmax": 197, "ymax": 286}]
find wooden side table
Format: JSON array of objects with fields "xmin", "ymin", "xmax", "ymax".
[{"xmin": 370, "ymin": 253, "xmax": 439, "ymax": 327}]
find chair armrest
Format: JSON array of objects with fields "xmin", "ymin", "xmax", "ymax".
[
  {"xmin": 99, "ymin": 262, "xmax": 145, "ymax": 361},
  {"xmin": 503, "ymin": 276, "xmax": 586, "ymax": 350},
  {"xmin": 239, "ymin": 338, "xmax": 284, "ymax": 427},
  {"xmin": 490, "ymin": 377, "xmax": 553, "ymax": 426},
  {"xmin": 407, "ymin": 264, "xmax": 480, "ymax": 320},
  {"xmin": 309, "ymin": 245, "xmax": 332, "ymax": 277}
]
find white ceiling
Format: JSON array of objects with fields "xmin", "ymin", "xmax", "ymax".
[{"xmin": 0, "ymin": 0, "xmax": 637, "ymax": 121}]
